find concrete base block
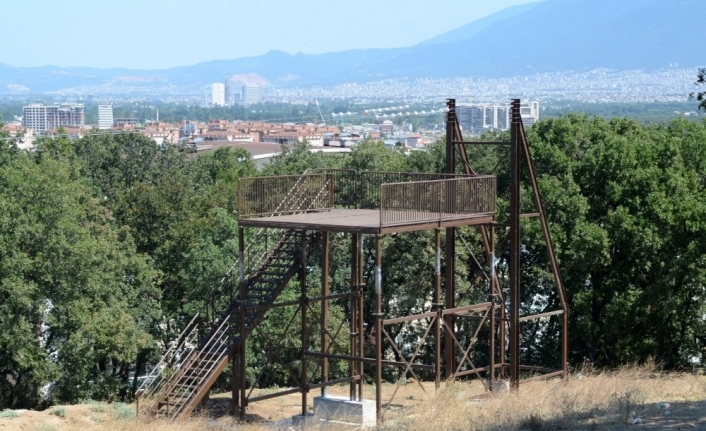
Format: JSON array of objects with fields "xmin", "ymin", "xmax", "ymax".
[
  {"xmin": 314, "ymin": 395, "xmax": 376, "ymax": 428},
  {"xmin": 491, "ymin": 379, "xmax": 510, "ymax": 393}
]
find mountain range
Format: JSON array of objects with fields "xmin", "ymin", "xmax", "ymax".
[{"xmin": 1, "ymin": 0, "xmax": 704, "ymax": 94}]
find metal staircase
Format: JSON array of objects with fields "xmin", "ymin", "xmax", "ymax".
[{"xmin": 136, "ymin": 173, "xmax": 329, "ymax": 421}]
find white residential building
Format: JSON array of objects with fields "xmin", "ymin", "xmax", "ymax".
[
  {"xmin": 98, "ymin": 105, "xmax": 113, "ymax": 130},
  {"xmin": 212, "ymin": 83, "xmax": 226, "ymax": 106},
  {"xmin": 242, "ymin": 85, "xmax": 262, "ymax": 105},
  {"xmin": 457, "ymin": 101, "xmax": 538, "ymax": 133}
]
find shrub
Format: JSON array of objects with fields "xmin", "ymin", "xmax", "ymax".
[
  {"xmin": 49, "ymin": 406, "xmax": 66, "ymax": 418},
  {"xmin": 0, "ymin": 409, "xmax": 19, "ymax": 418},
  {"xmin": 89, "ymin": 401, "xmax": 107, "ymax": 413},
  {"xmin": 113, "ymin": 402, "xmax": 135, "ymax": 420}
]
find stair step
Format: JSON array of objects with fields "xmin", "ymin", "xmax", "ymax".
[
  {"xmin": 194, "ymin": 357, "xmax": 221, "ymax": 363},
  {"xmin": 171, "ymin": 382, "xmax": 200, "ymax": 390},
  {"xmin": 158, "ymin": 400, "xmax": 184, "ymax": 408},
  {"xmin": 245, "ymin": 292, "xmax": 274, "ymax": 296},
  {"xmin": 166, "ymin": 396, "xmax": 193, "ymax": 404}
]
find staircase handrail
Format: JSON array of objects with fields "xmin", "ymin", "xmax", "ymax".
[
  {"xmin": 136, "ymin": 311, "xmax": 201, "ymax": 414},
  {"xmin": 167, "ymin": 315, "xmax": 233, "ymax": 420}
]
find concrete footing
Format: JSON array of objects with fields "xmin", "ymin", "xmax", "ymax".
[
  {"xmin": 313, "ymin": 395, "xmax": 376, "ymax": 428},
  {"xmin": 491, "ymin": 379, "xmax": 510, "ymax": 393}
]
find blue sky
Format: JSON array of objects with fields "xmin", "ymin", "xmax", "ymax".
[{"xmin": 3, "ymin": 0, "xmax": 537, "ymax": 70}]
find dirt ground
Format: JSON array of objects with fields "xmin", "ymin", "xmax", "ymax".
[{"xmin": 0, "ymin": 371, "xmax": 704, "ymax": 430}]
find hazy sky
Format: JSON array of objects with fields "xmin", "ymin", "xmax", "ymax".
[{"xmin": 3, "ymin": 0, "xmax": 538, "ymax": 70}]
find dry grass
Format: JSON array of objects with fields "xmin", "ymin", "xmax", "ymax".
[
  {"xmin": 1, "ymin": 365, "xmax": 704, "ymax": 430},
  {"xmin": 383, "ymin": 365, "xmax": 706, "ymax": 431}
]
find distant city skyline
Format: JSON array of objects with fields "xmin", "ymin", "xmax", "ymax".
[{"xmin": 1, "ymin": 0, "xmax": 538, "ymax": 70}]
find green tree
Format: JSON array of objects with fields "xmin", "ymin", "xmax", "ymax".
[
  {"xmin": 689, "ymin": 68, "xmax": 706, "ymax": 110},
  {"xmin": 523, "ymin": 115, "xmax": 706, "ymax": 368},
  {"xmin": 0, "ymin": 155, "xmax": 158, "ymax": 408}
]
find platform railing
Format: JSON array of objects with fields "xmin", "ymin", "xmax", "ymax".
[
  {"xmin": 239, "ymin": 173, "xmax": 333, "ymax": 277},
  {"xmin": 238, "ymin": 173, "xmax": 334, "ymax": 219},
  {"xmin": 307, "ymin": 169, "xmax": 358, "ymax": 207},
  {"xmin": 358, "ymin": 171, "xmax": 468, "ymax": 209},
  {"xmin": 380, "ymin": 176, "xmax": 496, "ymax": 227}
]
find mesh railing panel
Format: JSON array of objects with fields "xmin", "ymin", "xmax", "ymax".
[
  {"xmin": 380, "ymin": 176, "xmax": 496, "ymax": 227},
  {"xmin": 238, "ymin": 174, "xmax": 333, "ymax": 219}
]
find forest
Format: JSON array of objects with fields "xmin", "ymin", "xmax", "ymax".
[{"xmin": 0, "ymin": 114, "xmax": 704, "ymax": 410}]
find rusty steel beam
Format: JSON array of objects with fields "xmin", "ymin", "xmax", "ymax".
[
  {"xmin": 350, "ymin": 233, "xmax": 358, "ymax": 401},
  {"xmin": 454, "ymin": 364, "xmax": 505, "ymax": 378},
  {"xmin": 300, "ymin": 232, "xmax": 309, "ymax": 417},
  {"xmin": 357, "ymin": 234, "xmax": 365, "ymax": 401},
  {"xmin": 451, "ymin": 141, "xmax": 510, "ymax": 146},
  {"xmin": 517, "ymin": 119, "xmax": 570, "ymax": 379},
  {"xmin": 304, "ymin": 351, "xmax": 435, "ymax": 371},
  {"xmin": 320, "ymin": 232, "xmax": 330, "ymax": 397},
  {"xmin": 374, "ymin": 234, "xmax": 383, "ymax": 417},
  {"xmin": 509, "ymin": 99, "xmax": 521, "ymax": 389},
  {"xmin": 383, "ymin": 312, "xmax": 438, "ymax": 326},
  {"xmin": 442, "ymin": 302, "xmax": 494, "ymax": 316},
  {"xmin": 444, "ymin": 99, "xmax": 457, "ymax": 380},
  {"xmin": 309, "ymin": 376, "xmax": 362, "ymax": 391},
  {"xmin": 238, "ymin": 227, "xmax": 247, "ymax": 419},
  {"xmin": 519, "ymin": 310, "xmax": 565, "ymax": 322},
  {"xmin": 434, "ymin": 228, "xmax": 442, "ymax": 390},
  {"xmin": 521, "ymin": 370, "xmax": 566, "ymax": 383}
]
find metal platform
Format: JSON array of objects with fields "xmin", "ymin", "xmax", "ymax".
[
  {"xmin": 237, "ymin": 170, "xmax": 497, "ymax": 234},
  {"xmin": 238, "ymin": 208, "xmax": 495, "ymax": 234}
]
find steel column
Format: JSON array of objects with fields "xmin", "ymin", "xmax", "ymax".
[
  {"xmin": 358, "ymin": 234, "xmax": 365, "ymax": 401},
  {"xmin": 489, "ymin": 223, "xmax": 496, "ymax": 388},
  {"xmin": 509, "ymin": 99, "xmax": 521, "ymax": 389},
  {"xmin": 517, "ymin": 122, "xmax": 570, "ymax": 379},
  {"xmin": 301, "ymin": 232, "xmax": 309, "ymax": 416},
  {"xmin": 233, "ymin": 228, "xmax": 245, "ymax": 416},
  {"xmin": 321, "ymin": 232, "xmax": 330, "ymax": 397},
  {"xmin": 445, "ymin": 99, "xmax": 457, "ymax": 379},
  {"xmin": 238, "ymin": 226, "xmax": 247, "ymax": 419},
  {"xmin": 434, "ymin": 228, "xmax": 442, "ymax": 390},
  {"xmin": 350, "ymin": 233, "xmax": 359, "ymax": 400},
  {"xmin": 374, "ymin": 235, "xmax": 382, "ymax": 418}
]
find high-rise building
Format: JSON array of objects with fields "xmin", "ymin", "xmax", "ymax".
[
  {"xmin": 224, "ymin": 76, "xmax": 232, "ymax": 106},
  {"xmin": 457, "ymin": 101, "xmax": 537, "ymax": 133},
  {"xmin": 22, "ymin": 103, "xmax": 85, "ymax": 133},
  {"xmin": 519, "ymin": 101, "xmax": 540, "ymax": 127},
  {"xmin": 98, "ymin": 105, "xmax": 114, "ymax": 130},
  {"xmin": 496, "ymin": 106, "xmax": 509, "ymax": 130},
  {"xmin": 242, "ymin": 85, "xmax": 262, "ymax": 105},
  {"xmin": 457, "ymin": 104, "xmax": 485, "ymax": 133},
  {"xmin": 212, "ymin": 83, "xmax": 226, "ymax": 106},
  {"xmin": 23, "ymin": 104, "xmax": 58, "ymax": 133}
]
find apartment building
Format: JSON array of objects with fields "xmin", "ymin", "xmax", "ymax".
[
  {"xmin": 212, "ymin": 83, "xmax": 226, "ymax": 106},
  {"xmin": 242, "ymin": 85, "xmax": 262, "ymax": 105},
  {"xmin": 457, "ymin": 101, "xmax": 537, "ymax": 133},
  {"xmin": 22, "ymin": 103, "xmax": 85, "ymax": 133},
  {"xmin": 98, "ymin": 105, "xmax": 113, "ymax": 130}
]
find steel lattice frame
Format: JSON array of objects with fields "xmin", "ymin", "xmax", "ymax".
[{"xmin": 226, "ymin": 99, "xmax": 569, "ymax": 422}]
